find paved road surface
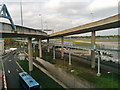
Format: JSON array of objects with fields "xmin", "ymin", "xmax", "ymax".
[{"xmin": 3, "ymin": 49, "xmax": 23, "ymax": 89}]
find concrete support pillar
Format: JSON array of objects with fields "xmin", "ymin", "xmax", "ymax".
[
  {"xmin": 47, "ymin": 39, "xmax": 49, "ymax": 53},
  {"xmin": 53, "ymin": 46, "xmax": 55, "ymax": 60},
  {"xmin": 39, "ymin": 39, "xmax": 42, "ymax": 58},
  {"xmin": 91, "ymin": 31, "xmax": 96, "ymax": 69},
  {"xmin": 69, "ymin": 48, "xmax": 71, "ymax": 65},
  {"xmin": 61, "ymin": 36, "xmax": 64, "ymax": 59},
  {"xmin": 28, "ymin": 38, "xmax": 33, "ymax": 73}
]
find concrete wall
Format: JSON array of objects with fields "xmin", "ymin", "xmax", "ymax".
[
  {"xmin": 36, "ymin": 57, "xmax": 97, "ymax": 88},
  {"xmin": 0, "ymin": 39, "xmax": 4, "ymax": 55}
]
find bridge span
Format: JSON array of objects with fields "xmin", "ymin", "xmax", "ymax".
[
  {"xmin": 0, "ymin": 22, "xmax": 47, "ymax": 38},
  {"xmin": 49, "ymin": 14, "xmax": 120, "ymax": 38},
  {"xmin": 45, "ymin": 14, "xmax": 120, "ymax": 69},
  {"xmin": 1, "ymin": 14, "xmax": 120, "ymax": 74}
]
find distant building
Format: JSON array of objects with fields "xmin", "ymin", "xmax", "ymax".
[{"xmin": 18, "ymin": 53, "xmax": 25, "ymax": 60}]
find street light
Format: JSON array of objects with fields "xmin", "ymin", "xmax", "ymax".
[
  {"xmin": 20, "ymin": 0, "xmax": 23, "ymax": 26},
  {"xmin": 39, "ymin": 14, "xmax": 43, "ymax": 31},
  {"xmin": 90, "ymin": 12, "xmax": 93, "ymax": 22},
  {"xmin": 107, "ymin": 72, "xmax": 113, "ymax": 88},
  {"xmin": 71, "ymin": 70, "xmax": 75, "ymax": 88}
]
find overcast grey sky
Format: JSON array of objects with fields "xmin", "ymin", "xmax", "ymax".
[{"xmin": 0, "ymin": 0, "xmax": 119, "ymax": 36}]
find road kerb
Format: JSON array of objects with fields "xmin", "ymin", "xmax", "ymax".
[
  {"xmin": 33, "ymin": 62, "xmax": 68, "ymax": 88},
  {"xmin": 1, "ymin": 61, "xmax": 7, "ymax": 90},
  {"xmin": 16, "ymin": 62, "xmax": 24, "ymax": 72}
]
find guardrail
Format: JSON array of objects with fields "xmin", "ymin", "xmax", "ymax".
[{"xmin": 2, "ymin": 60, "xmax": 7, "ymax": 90}]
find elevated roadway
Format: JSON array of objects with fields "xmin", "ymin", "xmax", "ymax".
[
  {"xmin": 0, "ymin": 22, "xmax": 47, "ymax": 73},
  {"xmin": 49, "ymin": 14, "xmax": 120, "ymax": 38},
  {"xmin": 0, "ymin": 22, "xmax": 47, "ymax": 39},
  {"xmin": 47, "ymin": 14, "xmax": 120, "ymax": 69}
]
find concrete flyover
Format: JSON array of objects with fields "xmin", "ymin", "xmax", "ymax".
[
  {"xmin": 0, "ymin": 22, "xmax": 48, "ymax": 74},
  {"xmin": 49, "ymin": 14, "xmax": 120, "ymax": 38},
  {"xmin": 47, "ymin": 14, "xmax": 120, "ymax": 69},
  {"xmin": 0, "ymin": 22, "xmax": 47, "ymax": 39}
]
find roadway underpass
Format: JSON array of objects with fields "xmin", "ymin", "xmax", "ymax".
[{"xmin": 3, "ymin": 49, "xmax": 23, "ymax": 89}]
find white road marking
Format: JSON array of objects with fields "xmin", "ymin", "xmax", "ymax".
[
  {"xmin": 16, "ymin": 69, "xmax": 19, "ymax": 72},
  {"xmin": 8, "ymin": 70, "xmax": 10, "ymax": 74}
]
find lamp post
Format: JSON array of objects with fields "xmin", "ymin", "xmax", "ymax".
[
  {"xmin": 90, "ymin": 12, "xmax": 93, "ymax": 22},
  {"xmin": 39, "ymin": 14, "xmax": 43, "ymax": 31},
  {"xmin": 107, "ymin": 72, "xmax": 113, "ymax": 88},
  {"xmin": 71, "ymin": 70, "xmax": 75, "ymax": 88},
  {"xmin": 20, "ymin": 0, "xmax": 23, "ymax": 26}
]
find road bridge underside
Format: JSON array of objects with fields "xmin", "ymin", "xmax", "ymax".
[
  {"xmin": 1, "ymin": 33, "xmax": 47, "ymax": 38},
  {"xmin": 0, "ymin": 22, "xmax": 47, "ymax": 39},
  {"xmin": 49, "ymin": 21, "xmax": 120, "ymax": 38}
]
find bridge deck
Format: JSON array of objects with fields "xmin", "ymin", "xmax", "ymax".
[
  {"xmin": 49, "ymin": 14, "xmax": 120, "ymax": 38},
  {"xmin": 0, "ymin": 22, "xmax": 47, "ymax": 38}
]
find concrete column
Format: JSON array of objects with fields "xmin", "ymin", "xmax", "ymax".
[
  {"xmin": 61, "ymin": 36, "xmax": 64, "ymax": 59},
  {"xmin": 28, "ymin": 38, "xmax": 33, "ymax": 73},
  {"xmin": 91, "ymin": 31, "xmax": 96, "ymax": 69},
  {"xmin": 39, "ymin": 39, "xmax": 42, "ymax": 57},
  {"xmin": 69, "ymin": 48, "xmax": 71, "ymax": 65},
  {"xmin": 47, "ymin": 39, "xmax": 49, "ymax": 53}
]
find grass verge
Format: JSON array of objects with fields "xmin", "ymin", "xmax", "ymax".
[
  {"xmin": 25, "ymin": 49, "xmax": 120, "ymax": 89},
  {"xmin": 41, "ymin": 50, "xmax": 120, "ymax": 89},
  {"xmin": 18, "ymin": 60, "xmax": 64, "ymax": 89}
]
